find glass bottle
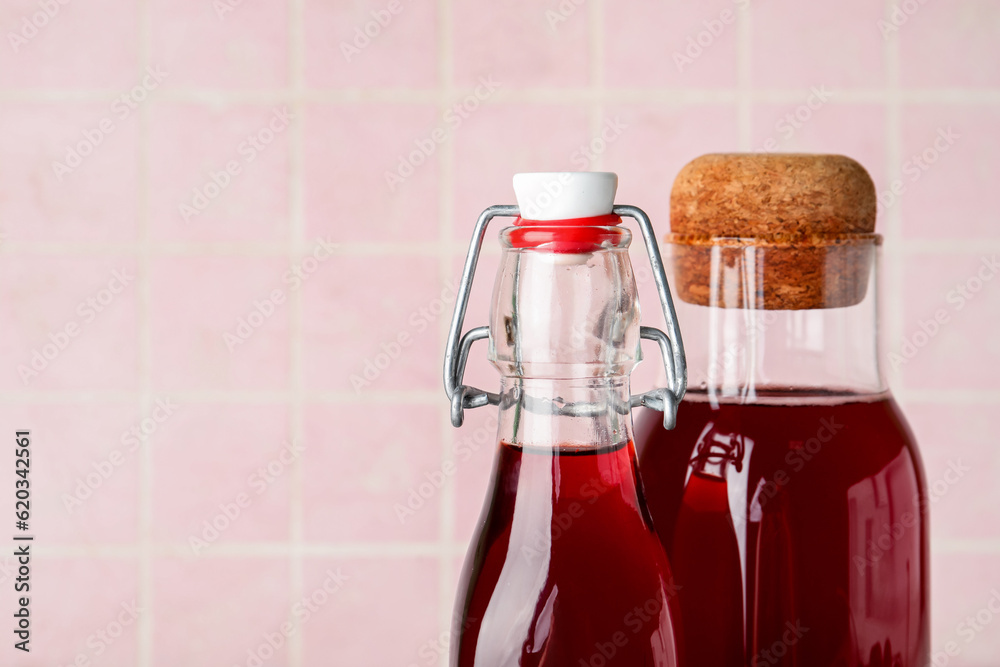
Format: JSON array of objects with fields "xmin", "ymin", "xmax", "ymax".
[
  {"xmin": 444, "ymin": 172, "xmax": 687, "ymax": 667},
  {"xmin": 634, "ymin": 154, "xmax": 929, "ymax": 667}
]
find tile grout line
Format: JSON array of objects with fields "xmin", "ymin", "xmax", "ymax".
[
  {"xmin": 736, "ymin": 0, "xmax": 752, "ymax": 150},
  {"xmin": 288, "ymin": 0, "xmax": 306, "ymax": 664},
  {"xmin": 437, "ymin": 0, "xmax": 457, "ymax": 661},
  {"xmin": 2, "ymin": 88, "xmax": 1000, "ymax": 104},
  {"xmin": 588, "ymin": 0, "xmax": 605, "ymax": 158},
  {"xmin": 21, "ymin": 535, "xmax": 1000, "ymax": 557},
  {"xmin": 136, "ymin": 0, "xmax": 154, "ymax": 664},
  {"xmin": 28, "ymin": 541, "xmax": 460, "ymax": 558},
  {"xmin": 0, "ymin": 241, "xmax": 460, "ymax": 255},
  {"xmin": 883, "ymin": 1, "xmax": 906, "ymax": 403},
  {"xmin": 3, "ymin": 387, "xmax": 1000, "ymax": 403},
  {"xmin": 1, "ymin": 237, "xmax": 998, "ymax": 256},
  {"xmin": 931, "ymin": 539, "xmax": 1000, "ymax": 555}
]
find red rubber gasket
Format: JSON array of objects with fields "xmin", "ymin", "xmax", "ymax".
[{"xmin": 508, "ymin": 214, "xmax": 624, "ymax": 253}]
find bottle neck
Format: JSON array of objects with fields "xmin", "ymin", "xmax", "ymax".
[
  {"xmin": 497, "ymin": 377, "xmax": 633, "ymax": 450},
  {"xmin": 665, "ymin": 237, "xmax": 885, "ymax": 404},
  {"xmin": 489, "ymin": 238, "xmax": 641, "ymax": 381},
  {"xmin": 488, "ymin": 230, "xmax": 643, "ymax": 446},
  {"xmin": 685, "ymin": 302, "xmax": 886, "ymax": 404}
]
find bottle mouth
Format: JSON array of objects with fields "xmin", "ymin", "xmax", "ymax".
[
  {"xmin": 501, "ymin": 215, "xmax": 631, "ymax": 253},
  {"xmin": 663, "ymin": 232, "xmax": 880, "ymax": 310}
]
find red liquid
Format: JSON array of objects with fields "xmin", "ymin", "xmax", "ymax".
[
  {"xmin": 634, "ymin": 391, "xmax": 929, "ymax": 667},
  {"xmin": 454, "ymin": 441, "xmax": 679, "ymax": 667}
]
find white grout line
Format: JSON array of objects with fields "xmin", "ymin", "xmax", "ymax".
[
  {"xmin": 3, "ymin": 387, "xmax": 999, "ymax": 404},
  {"xmin": 736, "ymin": 0, "xmax": 752, "ymax": 150},
  {"xmin": 0, "ymin": 241, "xmax": 447, "ymax": 255},
  {"xmin": 589, "ymin": 0, "xmax": 605, "ymax": 168},
  {"xmin": 288, "ymin": 0, "xmax": 306, "ymax": 664},
  {"xmin": 592, "ymin": 0, "xmax": 607, "ymax": 174},
  {"xmin": 883, "ymin": 0, "xmax": 906, "ymax": 397},
  {"xmin": 30, "ymin": 541, "xmax": 448, "ymax": 558},
  {"xmin": 437, "ymin": 0, "xmax": 457, "ymax": 662},
  {"xmin": 24, "ymin": 537, "xmax": 1000, "ymax": 558},
  {"xmin": 895, "ymin": 389, "xmax": 1000, "ymax": 404},
  {"xmin": 0, "ymin": 237, "xmax": 997, "ymax": 257},
  {"xmin": 1, "ymin": 237, "xmax": 996, "ymax": 258},
  {"xmin": 932, "ymin": 539, "xmax": 1000, "ymax": 555},
  {"xmin": 136, "ymin": 0, "xmax": 154, "ymax": 664},
  {"xmin": 1, "ymin": 87, "xmax": 1000, "ymax": 104},
  {"xmin": 0, "ymin": 390, "xmax": 444, "ymax": 402},
  {"xmin": 590, "ymin": 0, "xmax": 605, "ymax": 94},
  {"xmin": 899, "ymin": 239, "xmax": 1000, "ymax": 253}
]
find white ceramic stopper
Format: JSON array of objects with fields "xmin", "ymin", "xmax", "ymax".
[{"xmin": 512, "ymin": 172, "xmax": 618, "ymax": 221}]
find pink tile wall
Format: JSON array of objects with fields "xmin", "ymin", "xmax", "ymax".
[
  {"xmin": 0, "ymin": 0, "xmax": 998, "ymax": 665},
  {"xmin": 452, "ymin": 0, "xmax": 590, "ymax": 88},
  {"xmin": 604, "ymin": 0, "xmax": 739, "ymax": 88},
  {"xmin": 304, "ymin": 0, "xmax": 438, "ymax": 88},
  {"xmin": 751, "ymin": 0, "xmax": 886, "ymax": 89},
  {"xmin": 0, "ymin": 103, "xmax": 140, "ymax": 243},
  {"xmin": 149, "ymin": 0, "xmax": 289, "ymax": 89},
  {"xmin": 149, "ymin": 103, "xmax": 292, "ymax": 243},
  {"xmin": 305, "ymin": 103, "xmax": 440, "ymax": 244},
  {"xmin": 0, "ymin": 0, "xmax": 138, "ymax": 88}
]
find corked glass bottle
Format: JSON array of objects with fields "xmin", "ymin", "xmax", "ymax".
[{"xmin": 634, "ymin": 154, "xmax": 928, "ymax": 667}]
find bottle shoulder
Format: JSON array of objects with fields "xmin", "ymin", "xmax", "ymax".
[{"xmin": 635, "ymin": 391, "xmax": 924, "ymax": 492}]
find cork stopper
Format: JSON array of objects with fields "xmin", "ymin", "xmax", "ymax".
[{"xmin": 668, "ymin": 153, "xmax": 880, "ymax": 310}]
